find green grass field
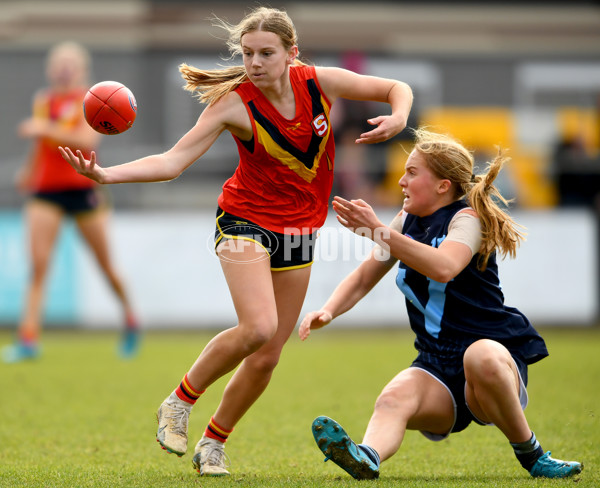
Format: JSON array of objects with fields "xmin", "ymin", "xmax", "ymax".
[{"xmin": 0, "ymin": 327, "xmax": 598, "ymax": 487}]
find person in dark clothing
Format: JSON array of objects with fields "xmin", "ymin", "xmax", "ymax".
[{"xmin": 300, "ymin": 127, "xmax": 582, "ymax": 480}]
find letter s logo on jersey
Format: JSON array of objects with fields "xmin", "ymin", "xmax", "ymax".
[{"xmin": 311, "ymin": 113, "xmax": 328, "ymax": 137}]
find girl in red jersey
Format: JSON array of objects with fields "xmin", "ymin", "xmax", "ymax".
[
  {"xmin": 2, "ymin": 42, "xmax": 140, "ymax": 363},
  {"xmin": 59, "ymin": 7, "xmax": 413, "ymax": 475}
]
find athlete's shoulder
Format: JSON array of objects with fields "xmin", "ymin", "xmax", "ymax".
[
  {"xmin": 200, "ymin": 90, "xmax": 249, "ymax": 133},
  {"xmin": 202, "ymin": 88, "xmax": 242, "ymax": 115},
  {"xmin": 455, "ymin": 207, "xmax": 479, "ymax": 219},
  {"xmin": 233, "ymin": 79, "xmax": 261, "ymax": 102},
  {"xmin": 291, "ymin": 64, "xmax": 316, "ymax": 78}
]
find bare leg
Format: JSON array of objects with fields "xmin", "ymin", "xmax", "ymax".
[
  {"xmin": 156, "ymin": 241, "xmax": 286, "ymax": 457},
  {"xmin": 310, "ymin": 367, "xmax": 454, "ymax": 480},
  {"xmin": 362, "ymin": 368, "xmax": 454, "ymax": 461},
  {"xmin": 464, "ymin": 339, "xmax": 531, "ymax": 443},
  {"xmin": 185, "ymin": 241, "xmax": 282, "ymax": 391},
  {"xmin": 75, "ymin": 209, "xmax": 135, "ymax": 321},
  {"xmin": 212, "ymin": 265, "xmax": 311, "ymax": 429},
  {"xmin": 19, "ymin": 200, "xmax": 64, "ymax": 340}
]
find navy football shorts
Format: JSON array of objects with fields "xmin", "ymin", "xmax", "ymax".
[
  {"xmin": 32, "ymin": 188, "xmax": 105, "ymax": 216},
  {"xmin": 411, "ymin": 350, "xmax": 529, "ymax": 440},
  {"xmin": 214, "ymin": 207, "xmax": 317, "ymax": 271}
]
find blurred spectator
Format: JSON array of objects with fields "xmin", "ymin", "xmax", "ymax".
[{"xmin": 553, "ymin": 134, "xmax": 600, "ymax": 210}]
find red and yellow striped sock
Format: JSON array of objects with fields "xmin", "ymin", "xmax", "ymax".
[
  {"xmin": 204, "ymin": 416, "xmax": 233, "ymax": 443},
  {"xmin": 19, "ymin": 329, "xmax": 38, "ymax": 345},
  {"xmin": 174, "ymin": 374, "xmax": 205, "ymax": 405}
]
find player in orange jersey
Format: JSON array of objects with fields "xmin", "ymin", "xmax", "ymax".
[
  {"xmin": 2, "ymin": 42, "xmax": 140, "ymax": 363},
  {"xmin": 59, "ymin": 6, "xmax": 413, "ymax": 475}
]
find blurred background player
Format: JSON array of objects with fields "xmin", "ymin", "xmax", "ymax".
[
  {"xmin": 58, "ymin": 7, "xmax": 413, "ymax": 477},
  {"xmin": 2, "ymin": 41, "xmax": 140, "ymax": 363},
  {"xmin": 300, "ymin": 128, "xmax": 582, "ymax": 480}
]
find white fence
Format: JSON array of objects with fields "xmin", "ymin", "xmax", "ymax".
[{"xmin": 0, "ymin": 208, "xmax": 597, "ymax": 329}]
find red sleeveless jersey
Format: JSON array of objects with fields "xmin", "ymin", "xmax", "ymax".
[
  {"xmin": 217, "ymin": 65, "xmax": 335, "ymax": 235},
  {"xmin": 28, "ymin": 88, "xmax": 95, "ymax": 192}
]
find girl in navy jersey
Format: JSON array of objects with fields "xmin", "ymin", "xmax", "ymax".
[
  {"xmin": 300, "ymin": 128, "xmax": 582, "ymax": 480},
  {"xmin": 59, "ymin": 6, "xmax": 413, "ymax": 476}
]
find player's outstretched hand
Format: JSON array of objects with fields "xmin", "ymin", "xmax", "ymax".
[
  {"xmin": 59, "ymin": 146, "xmax": 106, "ymax": 184},
  {"xmin": 331, "ymin": 196, "xmax": 385, "ymax": 238},
  {"xmin": 355, "ymin": 115, "xmax": 405, "ymax": 144},
  {"xmin": 299, "ymin": 310, "xmax": 333, "ymax": 341}
]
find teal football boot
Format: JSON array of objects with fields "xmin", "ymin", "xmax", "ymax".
[
  {"xmin": 311, "ymin": 416, "xmax": 379, "ymax": 480},
  {"xmin": 2, "ymin": 341, "xmax": 40, "ymax": 363},
  {"xmin": 529, "ymin": 451, "xmax": 582, "ymax": 478}
]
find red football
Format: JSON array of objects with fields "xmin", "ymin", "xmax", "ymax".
[{"xmin": 83, "ymin": 81, "xmax": 137, "ymax": 135}]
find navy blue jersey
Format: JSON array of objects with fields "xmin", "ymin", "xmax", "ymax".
[{"xmin": 397, "ymin": 200, "xmax": 548, "ymax": 365}]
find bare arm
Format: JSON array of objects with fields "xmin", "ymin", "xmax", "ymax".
[
  {"xmin": 19, "ymin": 117, "xmax": 100, "ymax": 150},
  {"xmin": 316, "ymin": 66, "xmax": 413, "ymax": 144},
  {"xmin": 17, "ymin": 92, "xmax": 100, "ymax": 190},
  {"xmin": 59, "ymin": 92, "xmax": 248, "ymax": 184},
  {"xmin": 332, "ymin": 196, "xmax": 473, "ymax": 283},
  {"xmin": 298, "ymin": 247, "xmax": 397, "ymax": 341},
  {"xmin": 18, "ymin": 92, "xmax": 101, "ymax": 150}
]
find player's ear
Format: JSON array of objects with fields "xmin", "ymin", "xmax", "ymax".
[
  {"xmin": 437, "ymin": 179, "xmax": 452, "ymax": 195},
  {"xmin": 287, "ymin": 45, "xmax": 298, "ymax": 65}
]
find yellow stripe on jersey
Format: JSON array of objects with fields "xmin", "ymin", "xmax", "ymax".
[{"xmin": 253, "ymin": 100, "xmax": 332, "ymax": 183}]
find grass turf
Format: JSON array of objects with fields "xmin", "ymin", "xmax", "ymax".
[{"xmin": 0, "ymin": 327, "xmax": 597, "ymax": 487}]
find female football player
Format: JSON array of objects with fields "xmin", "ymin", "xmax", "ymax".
[
  {"xmin": 3, "ymin": 41, "xmax": 139, "ymax": 364},
  {"xmin": 59, "ymin": 6, "xmax": 413, "ymax": 476},
  {"xmin": 300, "ymin": 128, "xmax": 582, "ymax": 480}
]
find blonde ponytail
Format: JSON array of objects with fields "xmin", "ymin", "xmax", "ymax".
[
  {"xmin": 412, "ymin": 128, "xmax": 526, "ymax": 270},
  {"xmin": 179, "ymin": 64, "xmax": 248, "ymax": 106},
  {"xmin": 467, "ymin": 148, "xmax": 526, "ymax": 270}
]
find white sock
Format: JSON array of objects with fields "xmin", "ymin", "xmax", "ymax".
[{"xmin": 168, "ymin": 391, "xmax": 193, "ymax": 409}]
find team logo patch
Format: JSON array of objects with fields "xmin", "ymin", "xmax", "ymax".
[{"xmin": 311, "ymin": 113, "xmax": 328, "ymax": 136}]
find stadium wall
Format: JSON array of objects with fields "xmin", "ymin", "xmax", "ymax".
[{"xmin": 0, "ymin": 209, "xmax": 597, "ymax": 330}]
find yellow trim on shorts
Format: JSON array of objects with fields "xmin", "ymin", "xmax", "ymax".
[
  {"xmin": 271, "ymin": 261, "xmax": 314, "ymax": 272},
  {"xmin": 215, "ymin": 210, "xmax": 270, "ymax": 256},
  {"xmin": 215, "ymin": 209, "xmax": 314, "ymax": 271}
]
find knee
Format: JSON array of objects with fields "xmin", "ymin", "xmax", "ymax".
[
  {"xmin": 373, "ymin": 384, "xmax": 418, "ymax": 417},
  {"xmin": 29, "ymin": 264, "xmax": 48, "ymax": 285},
  {"xmin": 245, "ymin": 350, "xmax": 282, "ymax": 376},
  {"xmin": 238, "ymin": 315, "xmax": 278, "ymax": 353},
  {"xmin": 464, "ymin": 340, "xmax": 508, "ymax": 385}
]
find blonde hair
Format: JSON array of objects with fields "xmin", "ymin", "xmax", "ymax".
[
  {"xmin": 46, "ymin": 41, "xmax": 91, "ymax": 87},
  {"xmin": 411, "ymin": 127, "xmax": 526, "ymax": 270},
  {"xmin": 180, "ymin": 6, "xmax": 305, "ymax": 106}
]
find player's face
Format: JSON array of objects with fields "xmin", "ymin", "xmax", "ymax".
[
  {"xmin": 46, "ymin": 47, "xmax": 87, "ymax": 89},
  {"xmin": 241, "ymin": 30, "xmax": 296, "ymax": 87},
  {"xmin": 399, "ymin": 150, "xmax": 446, "ymax": 217}
]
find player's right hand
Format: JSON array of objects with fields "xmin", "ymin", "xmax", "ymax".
[
  {"xmin": 59, "ymin": 146, "xmax": 107, "ymax": 184},
  {"xmin": 298, "ymin": 310, "xmax": 333, "ymax": 341}
]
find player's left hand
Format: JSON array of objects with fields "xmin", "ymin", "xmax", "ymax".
[
  {"xmin": 355, "ymin": 115, "xmax": 405, "ymax": 144},
  {"xmin": 332, "ymin": 196, "xmax": 385, "ymax": 239}
]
